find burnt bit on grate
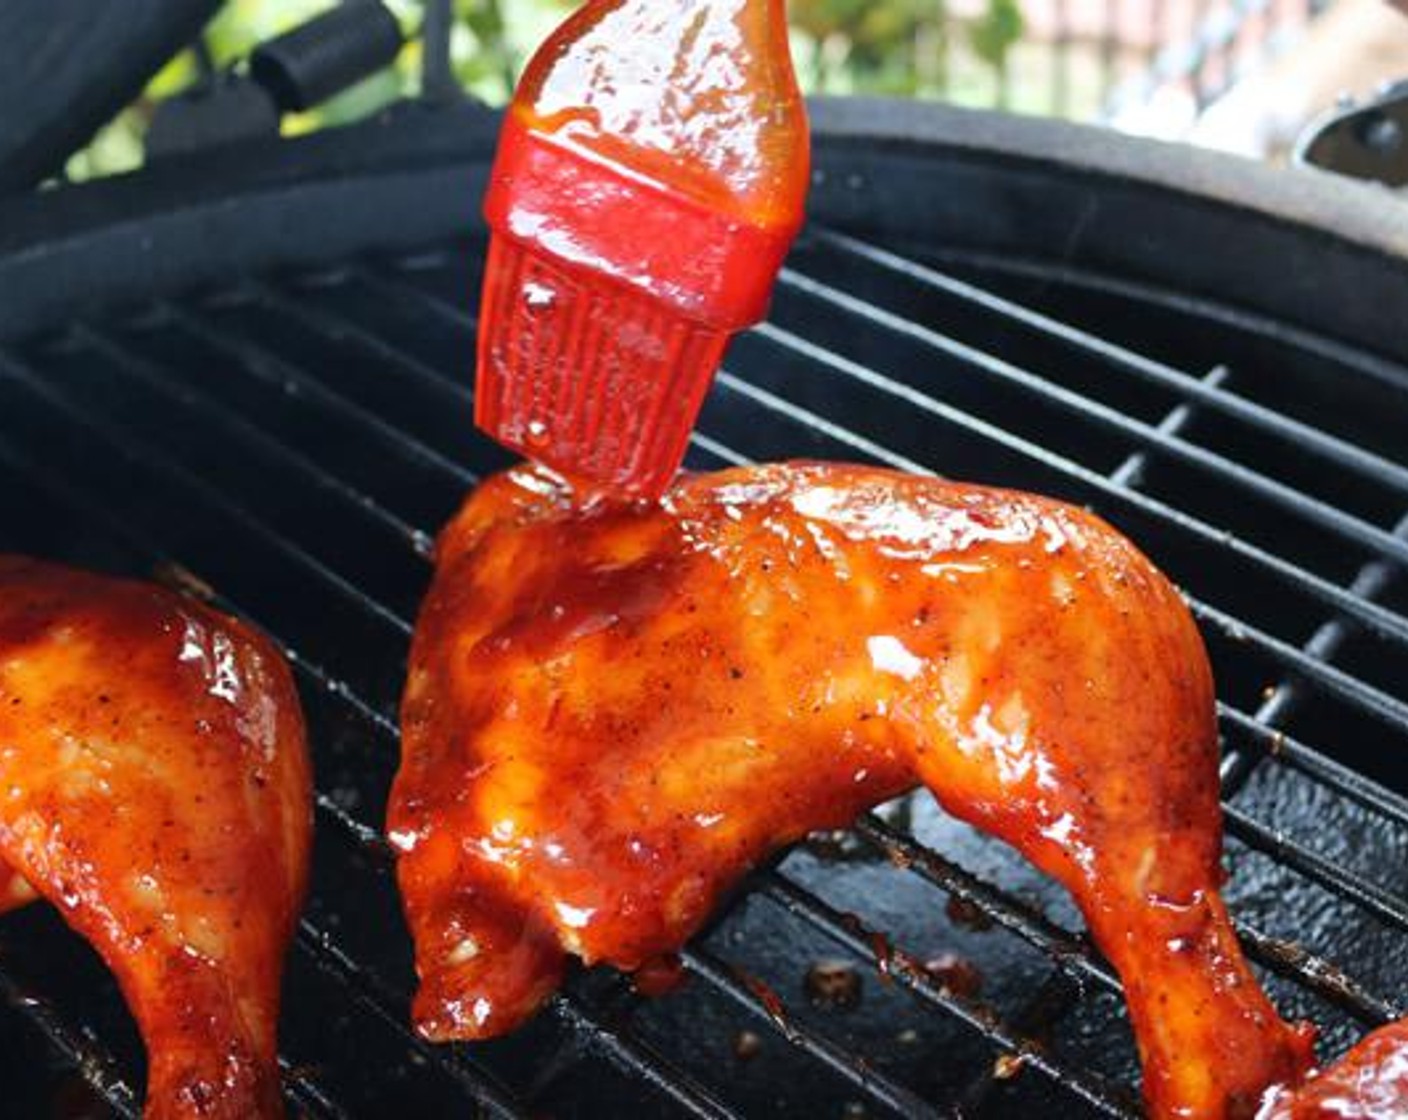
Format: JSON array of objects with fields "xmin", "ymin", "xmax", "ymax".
[
  {"xmin": 946, "ymin": 896, "xmax": 996, "ymax": 933},
  {"xmin": 632, "ymin": 956, "xmax": 688, "ymax": 1000},
  {"xmin": 923, "ymin": 953, "xmax": 984, "ymax": 999},
  {"xmin": 803, "ymin": 960, "xmax": 863, "ymax": 1012},
  {"xmin": 732, "ymin": 1030, "xmax": 763, "ymax": 1063}
]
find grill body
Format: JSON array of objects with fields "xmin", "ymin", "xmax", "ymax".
[{"xmin": 0, "ymin": 99, "xmax": 1406, "ymax": 1118}]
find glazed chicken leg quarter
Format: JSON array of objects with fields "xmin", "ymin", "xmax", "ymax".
[
  {"xmin": 1260, "ymin": 1018, "xmax": 1408, "ymax": 1118},
  {"xmin": 390, "ymin": 461, "xmax": 1313, "ymax": 1119},
  {"xmin": 0, "ymin": 558, "xmax": 312, "ymax": 1119}
]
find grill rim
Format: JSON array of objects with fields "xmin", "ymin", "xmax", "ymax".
[
  {"xmin": 1, "ymin": 98, "xmax": 1406, "ymax": 360},
  {"xmin": 2, "ymin": 95, "xmax": 1408, "ymax": 1119},
  {"xmin": 813, "ymin": 98, "xmax": 1408, "ymax": 260}
]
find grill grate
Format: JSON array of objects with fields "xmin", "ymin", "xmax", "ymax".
[{"xmin": 0, "ymin": 215, "xmax": 1405, "ymax": 1118}]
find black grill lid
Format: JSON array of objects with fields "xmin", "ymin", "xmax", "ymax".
[
  {"xmin": 0, "ymin": 100, "xmax": 1406, "ymax": 1118},
  {"xmin": 1, "ymin": 99, "xmax": 1406, "ymax": 358},
  {"xmin": 0, "ymin": 0, "xmax": 221, "ymax": 193}
]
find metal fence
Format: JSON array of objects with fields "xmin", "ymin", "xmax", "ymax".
[{"xmin": 791, "ymin": 0, "xmax": 1327, "ymax": 122}]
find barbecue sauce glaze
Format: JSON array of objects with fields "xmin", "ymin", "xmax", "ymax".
[
  {"xmin": 0, "ymin": 558, "xmax": 311, "ymax": 1120},
  {"xmin": 1260, "ymin": 1018, "xmax": 1408, "ymax": 1117},
  {"xmin": 476, "ymin": 0, "xmax": 808, "ymax": 495},
  {"xmin": 493, "ymin": 0, "xmax": 808, "ymax": 302},
  {"xmin": 390, "ymin": 461, "xmax": 1313, "ymax": 1120}
]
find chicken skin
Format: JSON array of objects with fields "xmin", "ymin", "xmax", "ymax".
[
  {"xmin": 1261, "ymin": 1021, "xmax": 1408, "ymax": 1118},
  {"xmin": 0, "ymin": 557, "xmax": 311, "ymax": 1119},
  {"xmin": 390, "ymin": 461, "xmax": 1313, "ymax": 1119}
]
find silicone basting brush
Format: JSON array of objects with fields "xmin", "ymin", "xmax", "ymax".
[{"xmin": 475, "ymin": 0, "xmax": 809, "ymax": 497}]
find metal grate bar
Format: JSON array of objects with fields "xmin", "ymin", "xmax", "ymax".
[
  {"xmin": 292, "ymin": 921, "xmax": 527, "ymax": 1120},
  {"xmin": 757, "ymin": 870, "xmax": 1140, "ymax": 1118},
  {"xmin": 279, "ymin": 1057, "xmax": 357, "ymax": 1120},
  {"xmin": 858, "ymin": 808, "xmax": 1396, "ymax": 1025},
  {"xmin": 952, "ymin": 972, "xmax": 1085, "ymax": 1117},
  {"xmin": 1220, "ymin": 511, "xmax": 1408, "ymax": 795},
  {"xmin": 855, "ymin": 814, "xmax": 1115, "ymax": 993},
  {"xmin": 0, "ymin": 964, "xmax": 139, "ymax": 1119},
  {"xmin": 0, "ymin": 440, "xmax": 530, "ymax": 1120},
  {"xmin": 0, "ymin": 432, "xmax": 739, "ymax": 1120},
  {"xmin": 771, "ymin": 267, "xmax": 1408, "ymax": 571},
  {"xmin": 73, "ymin": 323, "xmax": 434, "ymax": 560},
  {"xmin": 811, "ymin": 230, "xmax": 1408, "ymax": 496},
  {"xmin": 1222, "ymin": 701, "xmax": 1408, "ymax": 831},
  {"xmin": 689, "ymin": 430, "xmax": 753, "ymax": 467},
  {"xmin": 1191, "ymin": 596, "xmax": 1408, "ymax": 732},
  {"xmin": 0, "ymin": 348, "xmax": 414, "ymax": 645},
  {"xmin": 243, "ymin": 277, "xmax": 477, "ymax": 414},
  {"xmin": 680, "ymin": 946, "xmax": 944, "ymax": 1119},
  {"xmin": 371, "ymin": 266, "xmax": 1408, "ymax": 668},
  {"xmin": 1223, "ymin": 805, "xmax": 1408, "ymax": 934},
  {"xmin": 2, "ymin": 313, "xmax": 1146, "ymax": 1118},
  {"xmin": 708, "ymin": 346, "xmax": 1408, "ymax": 735},
  {"xmin": 1260, "ymin": 512, "xmax": 1408, "ymax": 731},
  {"xmin": 270, "ymin": 267, "xmax": 1407, "ymax": 1023},
  {"xmin": 928, "ymin": 249, "xmax": 1408, "ymax": 403},
  {"xmin": 161, "ymin": 301, "xmax": 478, "ymax": 488},
  {"xmin": 549, "ymin": 994, "xmax": 743, "ymax": 1120},
  {"xmin": 1236, "ymin": 925, "xmax": 1401, "ymax": 1023},
  {"xmin": 1110, "ymin": 367, "xmax": 1231, "ymax": 488},
  {"xmin": 196, "ymin": 273, "xmax": 1408, "ymax": 1008}
]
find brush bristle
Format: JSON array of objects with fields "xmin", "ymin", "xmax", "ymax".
[{"xmin": 476, "ymin": 235, "xmax": 729, "ymax": 497}]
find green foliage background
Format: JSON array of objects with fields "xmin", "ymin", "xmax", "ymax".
[{"xmin": 69, "ymin": 0, "xmax": 1041, "ymax": 181}]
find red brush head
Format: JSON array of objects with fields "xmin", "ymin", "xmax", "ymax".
[
  {"xmin": 476, "ymin": 233, "xmax": 732, "ymax": 498},
  {"xmin": 474, "ymin": 0, "xmax": 808, "ymax": 498}
]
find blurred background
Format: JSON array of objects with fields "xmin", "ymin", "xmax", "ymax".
[{"xmin": 65, "ymin": 0, "xmax": 1408, "ymax": 182}]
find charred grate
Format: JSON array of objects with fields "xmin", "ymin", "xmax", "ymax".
[{"xmin": 0, "ymin": 214, "xmax": 1405, "ymax": 1118}]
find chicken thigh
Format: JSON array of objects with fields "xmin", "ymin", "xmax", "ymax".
[
  {"xmin": 390, "ymin": 461, "xmax": 1312, "ymax": 1119},
  {"xmin": 0, "ymin": 557, "xmax": 311, "ymax": 1119}
]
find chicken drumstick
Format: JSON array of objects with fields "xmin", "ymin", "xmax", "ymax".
[
  {"xmin": 0, "ymin": 557, "xmax": 311, "ymax": 1119},
  {"xmin": 390, "ymin": 462, "xmax": 1312, "ymax": 1118},
  {"xmin": 1261, "ymin": 1019, "xmax": 1408, "ymax": 1117}
]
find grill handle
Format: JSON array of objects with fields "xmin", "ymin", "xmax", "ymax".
[{"xmin": 249, "ymin": 0, "xmax": 404, "ymax": 114}]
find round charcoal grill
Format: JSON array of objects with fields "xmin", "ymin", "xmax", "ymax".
[{"xmin": 1, "ymin": 96, "xmax": 1407, "ymax": 1119}]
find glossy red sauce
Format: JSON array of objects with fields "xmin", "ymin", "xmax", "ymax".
[
  {"xmin": 390, "ymin": 462, "xmax": 1314, "ymax": 1118},
  {"xmin": 476, "ymin": 0, "xmax": 809, "ymax": 496},
  {"xmin": 0, "ymin": 557, "xmax": 311, "ymax": 1119},
  {"xmin": 1260, "ymin": 1020, "xmax": 1408, "ymax": 1118}
]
